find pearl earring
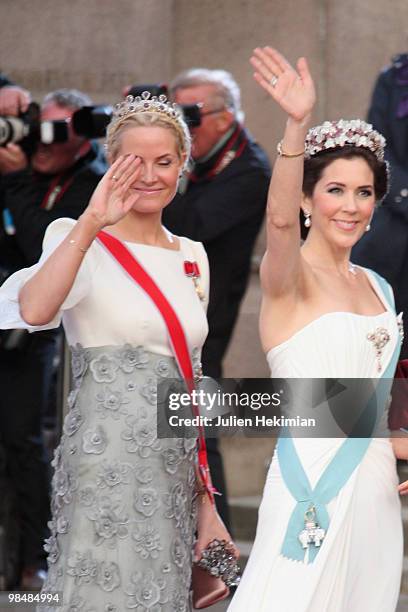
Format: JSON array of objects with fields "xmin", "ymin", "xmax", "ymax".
[
  {"xmin": 304, "ymin": 211, "xmax": 311, "ymax": 228},
  {"xmin": 365, "ymin": 223, "xmax": 371, "ymax": 232}
]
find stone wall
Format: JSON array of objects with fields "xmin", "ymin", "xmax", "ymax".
[
  {"xmin": 1, "ymin": 1, "xmax": 407, "ymax": 154},
  {"xmin": 0, "ymin": 0, "xmax": 174, "ymax": 102}
]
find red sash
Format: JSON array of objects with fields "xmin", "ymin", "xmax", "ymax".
[{"xmin": 97, "ymin": 230, "xmax": 216, "ymax": 503}]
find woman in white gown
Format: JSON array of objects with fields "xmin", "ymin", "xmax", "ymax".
[{"xmin": 228, "ymin": 47, "xmax": 407, "ymax": 612}]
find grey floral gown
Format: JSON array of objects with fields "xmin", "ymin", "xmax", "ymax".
[{"xmin": 0, "ymin": 218, "xmax": 210, "ymax": 612}]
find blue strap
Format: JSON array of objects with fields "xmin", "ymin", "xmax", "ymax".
[
  {"xmin": 367, "ymin": 269, "xmax": 395, "ymax": 310},
  {"xmin": 277, "ymin": 272, "xmax": 401, "ymax": 563}
]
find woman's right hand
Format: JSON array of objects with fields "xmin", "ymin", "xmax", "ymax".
[
  {"xmin": 250, "ymin": 47, "xmax": 316, "ymax": 124},
  {"xmin": 83, "ymin": 154, "xmax": 143, "ymax": 229}
]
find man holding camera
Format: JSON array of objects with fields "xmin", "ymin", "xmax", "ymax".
[
  {"xmin": 163, "ymin": 68, "xmax": 271, "ymax": 529},
  {"xmin": 0, "ymin": 85, "xmax": 106, "ymax": 589},
  {"xmin": 0, "ymin": 88, "xmax": 106, "ymax": 266}
]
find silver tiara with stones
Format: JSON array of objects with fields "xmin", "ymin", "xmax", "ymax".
[
  {"xmin": 110, "ymin": 90, "xmax": 191, "ymax": 167},
  {"xmin": 113, "ymin": 91, "xmax": 183, "ymax": 122},
  {"xmin": 305, "ymin": 119, "xmax": 386, "ymax": 162}
]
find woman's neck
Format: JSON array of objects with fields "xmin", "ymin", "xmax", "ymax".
[
  {"xmin": 301, "ymin": 231, "xmax": 353, "ymax": 277},
  {"xmin": 106, "ymin": 211, "xmax": 172, "ymax": 247}
]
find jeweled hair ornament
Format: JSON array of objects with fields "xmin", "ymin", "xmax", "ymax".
[
  {"xmin": 110, "ymin": 91, "xmax": 191, "ymax": 168},
  {"xmin": 305, "ymin": 119, "xmax": 386, "ymax": 162}
]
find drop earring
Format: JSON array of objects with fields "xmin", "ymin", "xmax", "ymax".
[
  {"xmin": 365, "ymin": 223, "xmax": 371, "ymax": 232},
  {"xmin": 304, "ymin": 211, "xmax": 311, "ymax": 228}
]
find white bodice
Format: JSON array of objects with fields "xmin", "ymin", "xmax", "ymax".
[
  {"xmin": 267, "ymin": 311, "xmax": 399, "ymax": 378},
  {"xmin": 0, "ymin": 218, "xmax": 209, "ymax": 356},
  {"xmin": 267, "ymin": 270, "xmax": 401, "ymax": 379}
]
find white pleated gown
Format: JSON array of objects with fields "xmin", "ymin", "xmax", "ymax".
[{"xmin": 228, "ymin": 270, "xmax": 403, "ymax": 612}]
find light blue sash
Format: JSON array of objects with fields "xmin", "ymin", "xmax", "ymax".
[{"xmin": 277, "ymin": 272, "xmax": 401, "ymax": 563}]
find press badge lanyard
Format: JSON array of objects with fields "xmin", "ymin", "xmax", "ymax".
[
  {"xmin": 97, "ymin": 230, "xmax": 217, "ymax": 504},
  {"xmin": 188, "ymin": 125, "xmax": 248, "ymax": 183},
  {"xmin": 2, "ymin": 172, "xmax": 75, "ymax": 235},
  {"xmin": 40, "ymin": 172, "xmax": 75, "ymax": 211}
]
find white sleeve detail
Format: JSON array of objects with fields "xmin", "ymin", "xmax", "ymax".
[{"xmin": 0, "ymin": 217, "xmax": 95, "ymax": 331}]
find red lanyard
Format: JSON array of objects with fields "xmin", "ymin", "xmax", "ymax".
[
  {"xmin": 189, "ymin": 125, "xmax": 247, "ymax": 182},
  {"xmin": 40, "ymin": 174, "xmax": 74, "ymax": 210},
  {"xmin": 97, "ymin": 230, "xmax": 216, "ymax": 504}
]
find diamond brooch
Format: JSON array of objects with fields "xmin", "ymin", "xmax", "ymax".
[{"xmin": 367, "ymin": 327, "xmax": 391, "ymax": 372}]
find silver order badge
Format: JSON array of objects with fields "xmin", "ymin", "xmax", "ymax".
[{"xmin": 298, "ymin": 505, "xmax": 326, "ymax": 550}]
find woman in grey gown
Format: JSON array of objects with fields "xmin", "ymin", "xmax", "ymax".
[{"xmin": 0, "ymin": 93, "xmax": 236, "ymax": 611}]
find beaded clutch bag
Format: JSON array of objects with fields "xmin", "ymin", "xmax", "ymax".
[{"xmin": 192, "ymin": 539, "xmax": 241, "ymax": 609}]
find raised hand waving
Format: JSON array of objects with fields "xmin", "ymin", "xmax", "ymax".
[
  {"xmin": 250, "ymin": 47, "xmax": 316, "ymax": 123},
  {"xmin": 86, "ymin": 154, "xmax": 143, "ymax": 228}
]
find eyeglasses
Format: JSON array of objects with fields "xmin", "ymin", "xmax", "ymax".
[
  {"xmin": 200, "ymin": 107, "xmax": 227, "ymax": 118},
  {"xmin": 179, "ymin": 102, "xmax": 229, "ymax": 128}
]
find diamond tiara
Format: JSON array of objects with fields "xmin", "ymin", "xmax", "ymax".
[
  {"xmin": 113, "ymin": 91, "xmax": 183, "ymax": 122},
  {"xmin": 305, "ymin": 119, "xmax": 386, "ymax": 162},
  {"xmin": 109, "ymin": 90, "xmax": 191, "ymax": 167}
]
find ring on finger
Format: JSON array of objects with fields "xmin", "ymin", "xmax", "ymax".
[
  {"xmin": 270, "ymin": 75, "xmax": 278, "ymax": 87},
  {"xmin": 112, "ymin": 174, "xmax": 119, "ymax": 181}
]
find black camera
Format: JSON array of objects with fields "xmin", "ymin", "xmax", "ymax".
[
  {"xmin": 0, "ymin": 82, "xmax": 204, "ymax": 149},
  {"xmin": 126, "ymin": 83, "xmax": 203, "ymax": 128},
  {"xmin": 71, "ymin": 105, "xmax": 113, "ymax": 139},
  {"xmin": 0, "ymin": 102, "xmax": 113, "ymax": 148}
]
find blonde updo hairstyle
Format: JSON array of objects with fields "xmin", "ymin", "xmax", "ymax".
[{"xmin": 106, "ymin": 110, "xmax": 191, "ymax": 170}]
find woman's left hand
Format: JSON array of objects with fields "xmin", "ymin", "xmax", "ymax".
[
  {"xmin": 250, "ymin": 46, "xmax": 316, "ymax": 123},
  {"xmin": 391, "ymin": 431, "xmax": 408, "ymax": 460},
  {"xmin": 194, "ymin": 499, "xmax": 240, "ymax": 562},
  {"xmin": 398, "ymin": 480, "xmax": 408, "ymax": 495}
]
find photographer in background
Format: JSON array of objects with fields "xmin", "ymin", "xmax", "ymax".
[
  {"xmin": 0, "ymin": 88, "xmax": 107, "ymax": 265},
  {"xmin": 0, "ymin": 85, "xmax": 106, "ymax": 589},
  {"xmin": 163, "ymin": 69, "xmax": 271, "ymax": 531}
]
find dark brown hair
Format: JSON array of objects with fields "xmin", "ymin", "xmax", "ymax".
[{"xmin": 302, "ymin": 146, "xmax": 388, "ymax": 204}]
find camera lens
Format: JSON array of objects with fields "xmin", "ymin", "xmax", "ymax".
[{"xmin": 0, "ymin": 116, "xmax": 29, "ymax": 145}]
